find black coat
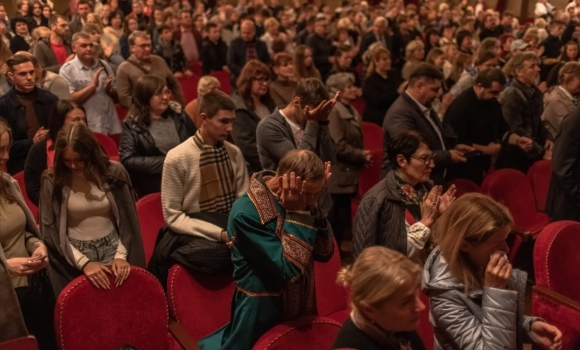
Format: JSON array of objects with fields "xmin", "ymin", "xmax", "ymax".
[
  {"xmin": 546, "ymin": 107, "xmax": 580, "ymax": 222},
  {"xmin": 0, "ymin": 87, "xmax": 58, "ymax": 175},
  {"xmin": 119, "ymin": 106, "xmax": 196, "ymax": 197},
  {"xmin": 362, "ymin": 70, "xmax": 403, "ymax": 127},
  {"xmin": 9, "ymin": 34, "xmax": 30, "ymax": 53},
  {"xmin": 200, "ymin": 37, "xmax": 228, "ymax": 75},
  {"xmin": 333, "ymin": 317, "xmax": 426, "ymax": 350},
  {"xmin": 305, "ymin": 33, "xmax": 335, "ymax": 81},
  {"xmin": 359, "ymin": 31, "xmax": 390, "ymax": 59},
  {"xmin": 227, "ymin": 37, "xmax": 270, "ymax": 88}
]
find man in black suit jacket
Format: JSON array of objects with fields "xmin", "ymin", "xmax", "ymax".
[
  {"xmin": 382, "ymin": 63, "xmax": 473, "ymax": 185},
  {"xmin": 227, "ymin": 19, "xmax": 270, "ymax": 90},
  {"xmin": 305, "ymin": 16, "xmax": 335, "ymax": 81},
  {"xmin": 0, "ymin": 54, "xmax": 58, "ymax": 174},
  {"xmin": 359, "ymin": 16, "xmax": 390, "ymax": 57}
]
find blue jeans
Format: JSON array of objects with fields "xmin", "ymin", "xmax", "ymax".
[{"xmin": 69, "ymin": 231, "xmax": 119, "ymax": 265}]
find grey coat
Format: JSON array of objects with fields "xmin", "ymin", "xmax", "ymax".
[
  {"xmin": 31, "ymin": 36, "xmax": 72, "ymax": 74},
  {"xmin": 422, "ymin": 247, "xmax": 541, "ymax": 350}
]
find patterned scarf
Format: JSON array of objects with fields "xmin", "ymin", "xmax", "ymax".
[
  {"xmin": 193, "ymin": 132, "xmax": 236, "ymax": 214},
  {"xmin": 394, "ymin": 171, "xmax": 427, "ymax": 222}
]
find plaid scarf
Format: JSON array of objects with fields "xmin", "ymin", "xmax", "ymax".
[{"xmin": 193, "ymin": 132, "xmax": 237, "ymax": 214}]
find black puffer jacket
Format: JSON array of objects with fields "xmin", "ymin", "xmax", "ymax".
[{"xmin": 119, "ymin": 102, "xmax": 196, "ymax": 197}]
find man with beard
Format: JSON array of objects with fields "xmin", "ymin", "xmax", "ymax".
[
  {"xmin": 32, "ymin": 14, "xmax": 72, "ymax": 73},
  {"xmin": 382, "ymin": 63, "xmax": 473, "ymax": 185}
]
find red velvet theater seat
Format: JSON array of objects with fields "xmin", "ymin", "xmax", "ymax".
[
  {"xmin": 210, "ymin": 70, "xmax": 232, "ymax": 96},
  {"xmin": 448, "ymin": 178, "xmax": 480, "ymax": 197},
  {"xmin": 55, "ymin": 267, "xmax": 187, "ymax": 350},
  {"xmin": 251, "ymin": 316, "xmax": 342, "ymax": 350},
  {"xmin": 533, "ymin": 221, "xmax": 580, "ymax": 349},
  {"xmin": 12, "ymin": 171, "xmax": 38, "ymax": 223},
  {"xmin": 167, "ymin": 264, "xmax": 235, "ymax": 341},
  {"xmin": 0, "ymin": 336, "xmax": 38, "ymax": 350},
  {"xmin": 179, "ymin": 76, "xmax": 200, "ymax": 104},
  {"xmin": 315, "ymin": 240, "xmax": 349, "ymax": 324},
  {"xmin": 94, "ymin": 132, "xmax": 120, "ymax": 162},
  {"xmin": 136, "ymin": 192, "xmax": 164, "ymax": 265},
  {"xmin": 361, "ymin": 122, "xmax": 383, "ymax": 152},
  {"xmin": 480, "ymin": 169, "xmax": 550, "ymax": 235},
  {"xmin": 357, "ymin": 147, "xmax": 382, "ymax": 198},
  {"xmin": 527, "ymin": 159, "xmax": 552, "ymax": 213}
]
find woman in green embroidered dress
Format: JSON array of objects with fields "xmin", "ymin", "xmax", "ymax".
[{"xmin": 352, "ymin": 131, "xmax": 456, "ymax": 264}]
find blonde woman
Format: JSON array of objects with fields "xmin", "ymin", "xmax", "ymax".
[
  {"xmin": 185, "ymin": 75, "xmax": 221, "ymax": 128},
  {"xmin": 402, "ymin": 40, "xmax": 425, "ymax": 80},
  {"xmin": 442, "ymin": 42, "xmax": 458, "ymax": 79},
  {"xmin": 332, "ymin": 246, "xmax": 426, "ymax": 350},
  {"xmin": 423, "ymin": 193, "xmax": 563, "ymax": 350},
  {"xmin": 260, "ymin": 17, "xmax": 292, "ymax": 56}
]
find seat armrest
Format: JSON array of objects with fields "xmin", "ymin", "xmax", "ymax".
[
  {"xmin": 169, "ymin": 319, "xmax": 201, "ymax": 350},
  {"xmin": 533, "ymin": 285, "xmax": 580, "ymax": 313}
]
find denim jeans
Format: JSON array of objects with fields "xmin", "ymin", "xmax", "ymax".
[{"xmin": 69, "ymin": 231, "xmax": 119, "ymax": 265}]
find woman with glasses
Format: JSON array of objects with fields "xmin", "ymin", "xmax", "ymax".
[
  {"xmin": 231, "ymin": 60, "xmax": 275, "ymax": 175},
  {"xmin": 352, "ymin": 131, "xmax": 456, "ymax": 264},
  {"xmin": 119, "ymin": 75, "xmax": 196, "ymax": 198}
]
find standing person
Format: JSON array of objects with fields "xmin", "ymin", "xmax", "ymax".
[
  {"xmin": 0, "ymin": 119, "xmax": 56, "ymax": 350},
  {"xmin": 423, "ymin": 193, "xmax": 563, "ymax": 350},
  {"xmin": 362, "ymin": 46, "xmax": 405, "ymax": 127},
  {"xmin": 541, "ymin": 62, "xmax": 580, "ymax": 139},
  {"xmin": 173, "ymin": 9, "xmax": 202, "ymax": 69},
  {"xmin": 60, "ymin": 32, "xmax": 122, "ymax": 136},
  {"xmin": 0, "ymin": 53, "xmax": 58, "ymax": 175},
  {"xmin": 14, "ymin": 51, "xmax": 71, "ymax": 100},
  {"xmin": 332, "ymin": 247, "xmax": 426, "ymax": 350},
  {"xmin": 32, "ymin": 15, "xmax": 71, "ymax": 74},
  {"xmin": 269, "ymin": 52, "xmax": 298, "ymax": 107},
  {"xmin": 198, "ymin": 149, "xmax": 334, "ymax": 350},
  {"xmin": 359, "ymin": 16, "xmax": 389, "ymax": 57},
  {"xmin": 9, "ymin": 16, "xmax": 31, "ymax": 53},
  {"xmin": 69, "ymin": 0, "xmax": 91, "ymax": 34},
  {"xmin": 39, "ymin": 122, "xmax": 146, "ymax": 296},
  {"xmin": 401, "ymin": 40, "xmax": 425, "ymax": 80},
  {"xmin": 306, "ymin": 15, "xmax": 335, "ymax": 81},
  {"xmin": 119, "ymin": 14, "xmax": 138, "ymax": 60},
  {"xmin": 200, "ymin": 22, "xmax": 228, "ymax": 76},
  {"xmin": 116, "ymin": 31, "xmax": 185, "ymax": 109},
  {"xmin": 294, "ymin": 44, "xmax": 321, "ymax": 81},
  {"xmin": 154, "ymin": 25, "xmax": 193, "ymax": 78},
  {"xmin": 26, "ymin": 1, "xmax": 48, "ymax": 31},
  {"xmin": 498, "ymin": 52, "xmax": 551, "ymax": 173},
  {"xmin": 119, "ymin": 75, "xmax": 196, "ymax": 197},
  {"xmin": 227, "ymin": 20, "xmax": 270, "ymax": 90}
]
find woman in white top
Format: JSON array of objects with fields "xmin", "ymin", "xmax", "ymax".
[{"xmin": 39, "ymin": 123, "xmax": 145, "ymax": 295}]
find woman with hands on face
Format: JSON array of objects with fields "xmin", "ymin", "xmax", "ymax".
[
  {"xmin": 0, "ymin": 120, "xmax": 56, "ymax": 350},
  {"xmin": 423, "ymin": 193, "xmax": 563, "ymax": 350},
  {"xmin": 352, "ymin": 131, "xmax": 456, "ymax": 264}
]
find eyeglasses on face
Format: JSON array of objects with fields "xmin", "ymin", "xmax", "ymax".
[
  {"xmin": 410, "ymin": 154, "xmax": 435, "ymax": 165},
  {"xmin": 253, "ymin": 77, "xmax": 269, "ymax": 83}
]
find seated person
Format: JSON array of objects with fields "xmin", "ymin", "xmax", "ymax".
[
  {"xmin": 352, "ymin": 131, "xmax": 456, "ymax": 262},
  {"xmin": 119, "ymin": 75, "xmax": 196, "ymax": 198},
  {"xmin": 231, "ymin": 60, "xmax": 276, "ymax": 175},
  {"xmin": 198, "ymin": 149, "xmax": 334, "ymax": 350},
  {"xmin": 0, "ymin": 119, "xmax": 56, "ymax": 350},
  {"xmin": 185, "ymin": 75, "xmax": 221, "ymax": 129},
  {"xmin": 24, "ymin": 100, "xmax": 87, "ymax": 206},
  {"xmin": 269, "ymin": 52, "xmax": 298, "ymax": 107},
  {"xmin": 161, "ymin": 90, "xmax": 248, "ymax": 244},
  {"xmin": 423, "ymin": 193, "xmax": 563, "ymax": 350},
  {"xmin": 39, "ymin": 123, "xmax": 146, "ymax": 296},
  {"xmin": 154, "ymin": 24, "xmax": 193, "ymax": 79},
  {"xmin": 332, "ymin": 246, "xmax": 426, "ymax": 350}
]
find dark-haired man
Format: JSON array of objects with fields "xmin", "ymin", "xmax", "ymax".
[
  {"xmin": 450, "ymin": 50, "xmax": 498, "ymax": 97},
  {"xmin": 198, "ymin": 149, "xmax": 333, "ymax": 350},
  {"xmin": 306, "ymin": 15, "xmax": 335, "ymax": 81},
  {"xmin": 32, "ymin": 15, "xmax": 71, "ymax": 73},
  {"xmin": 382, "ymin": 63, "xmax": 474, "ymax": 185},
  {"xmin": 68, "ymin": 0, "xmax": 91, "ymax": 34},
  {"xmin": 0, "ymin": 54, "xmax": 58, "ymax": 174},
  {"xmin": 227, "ymin": 20, "xmax": 270, "ymax": 89},
  {"xmin": 445, "ymin": 68, "xmax": 533, "ymax": 184},
  {"xmin": 200, "ymin": 22, "xmax": 229, "ymax": 76}
]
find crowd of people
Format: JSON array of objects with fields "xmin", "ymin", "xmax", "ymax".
[{"xmin": 0, "ymin": 0, "xmax": 578, "ymax": 348}]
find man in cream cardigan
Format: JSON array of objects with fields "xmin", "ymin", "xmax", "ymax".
[{"xmin": 161, "ymin": 91, "xmax": 249, "ymax": 243}]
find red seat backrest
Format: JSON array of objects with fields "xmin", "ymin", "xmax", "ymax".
[
  {"xmin": 0, "ymin": 336, "xmax": 38, "ymax": 350},
  {"xmin": 417, "ymin": 292, "xmax": 434, "ymax": 350},
  {"xmin": 449, "ymin": 178, "xmax": 480, "ymax": 197},
  {"xmin": 167, "ymin": 264, "xmax": 235, "ymax": 341},
  {"xmin": 357, "ymin": 148, "xmax": 382, "ymax": 198},
  {"xmin": 115, "ymin": 104, "xmax": 128, "ymax": 122},
  {"xmin": 55, "ymin": 267, "xmax": 171, "ymax": 350},
  {"xmin": 178, "ymin": 76, "xmax": 200, "ymax": 104},
  {"xmin": 527, "ymin": 160, "xmax": 552, "ymax": 212},
  {"xmin": 315, "ymin": 240, "xmax": 349, "ymax": 323},
  {"xmin": 534, "ymin": 221, "xmax": 580, "ymax": 301},
  {"xmin": 135, "ymin": 193, "xmax": 164, "ymax": 265},
  {"xmin": 12, "ymin": 171, "xmax": 38, "ymax": 222},
  {"xmin": 94, "ymin": 133, "xmax": 119, "ymax": 159},
  {"xmin": 252, "ymin": 316, "xmax": 342, "ymax": 350},
  {"xmin": 210, "ymin": 70, "xmax": 232, "ymax": 96},
  {"xmin": 361, "ymin": 122, "xmax": 383, "ymax": 151},
  {"xmin": 351, "ymin": 98, "xmax": 365, "ymax": 116}
]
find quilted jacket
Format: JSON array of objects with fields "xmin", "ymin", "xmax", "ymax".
[{"xmin": 422, "ymin": 247, "xmax": 541, "ymax": 350}]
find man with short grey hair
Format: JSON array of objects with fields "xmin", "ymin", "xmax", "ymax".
[
  {"xmin": 59, "ymin": 32, "xmax": 121, "ymax": 135},
  {"xmin": 116, "ymin": 30, "xmax": 185, "ymax": 108}
]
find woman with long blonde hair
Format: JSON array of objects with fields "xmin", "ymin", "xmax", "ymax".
[
  {"xmin": 332, "ymin": 246, "xmax": 426, "ymax": 349},
  {"xmin": 423, "ymin": 193, "xmax": 563, "ymax": 350},
  {"xmin": 402, "ymin": 40, "xmax": 425, "ymax": 80}
]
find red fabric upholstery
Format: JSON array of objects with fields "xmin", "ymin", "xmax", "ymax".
[
  {"xmin": 533, "ymin": 221, "xmax": 580, "ymax": 349},
  {"xmin": 417, "ymin": 292, "xmax": 433, "ymax": 350},
  {"xmin": 527, "ymin": 160, "xmax": 552, "ymax": 212},
  {"xmin": 12, "ymin": 171, "xmax": 38, "ymax": 222},
  {"xmin": 357, "ymin": 148, "xmax": 382, "ymax": 198},
  {"xmin": 252, "ymin": 316, "xmax": 342, "ymax": 350},
  {"xmin": 94, "ymin": 133, "xmax": 120, "ymax": 161},
  {"xmin": 0, "ymin": 336, "xmax": 38, "ymax": 350},
  {"xmin": 178, "ymin": 76, "xmax": 200, "ymax": 104},
  {"xmin": 480, "ymin": 169, "xmax": 550, "ymax": 234},
  {"xmin": 135, "ymin": 193, "xmax": 164, "ymax": 264},
  {"xmin": 190, "ymin": 61, "xmax": 203, "ymax": 76},
  {"xmin": 361, "ymin": 122, "xmax": 383, "ymax": 151},
  {"xmin": 55, "ymin": 267, "xmax": 173, "ymax": 350},
  {"xmin": 167, "ymin": 264, "xmax": 235, "ymax": 341},
  {"xmin": 351, "ymin": 98, "xmax": 365, "ymax": 116},
  {"xmin": 315, "ymin": 240, "xmax": 349, "ymax": 323},
  {"xmin": 448, "ymin": 178, "xmax": 480, "ymax": 197},
  {"xmin": 115, "ymin": 104, "xmax": 128, "ymax": 122},
  {"xmin": 210, "ymin": 70, "xmax": 232, "ymax": 96}
]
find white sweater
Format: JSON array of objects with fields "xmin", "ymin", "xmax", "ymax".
[{"xmin": 161, "ymin": 137, "xmax": 249, "ymax": 242}]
